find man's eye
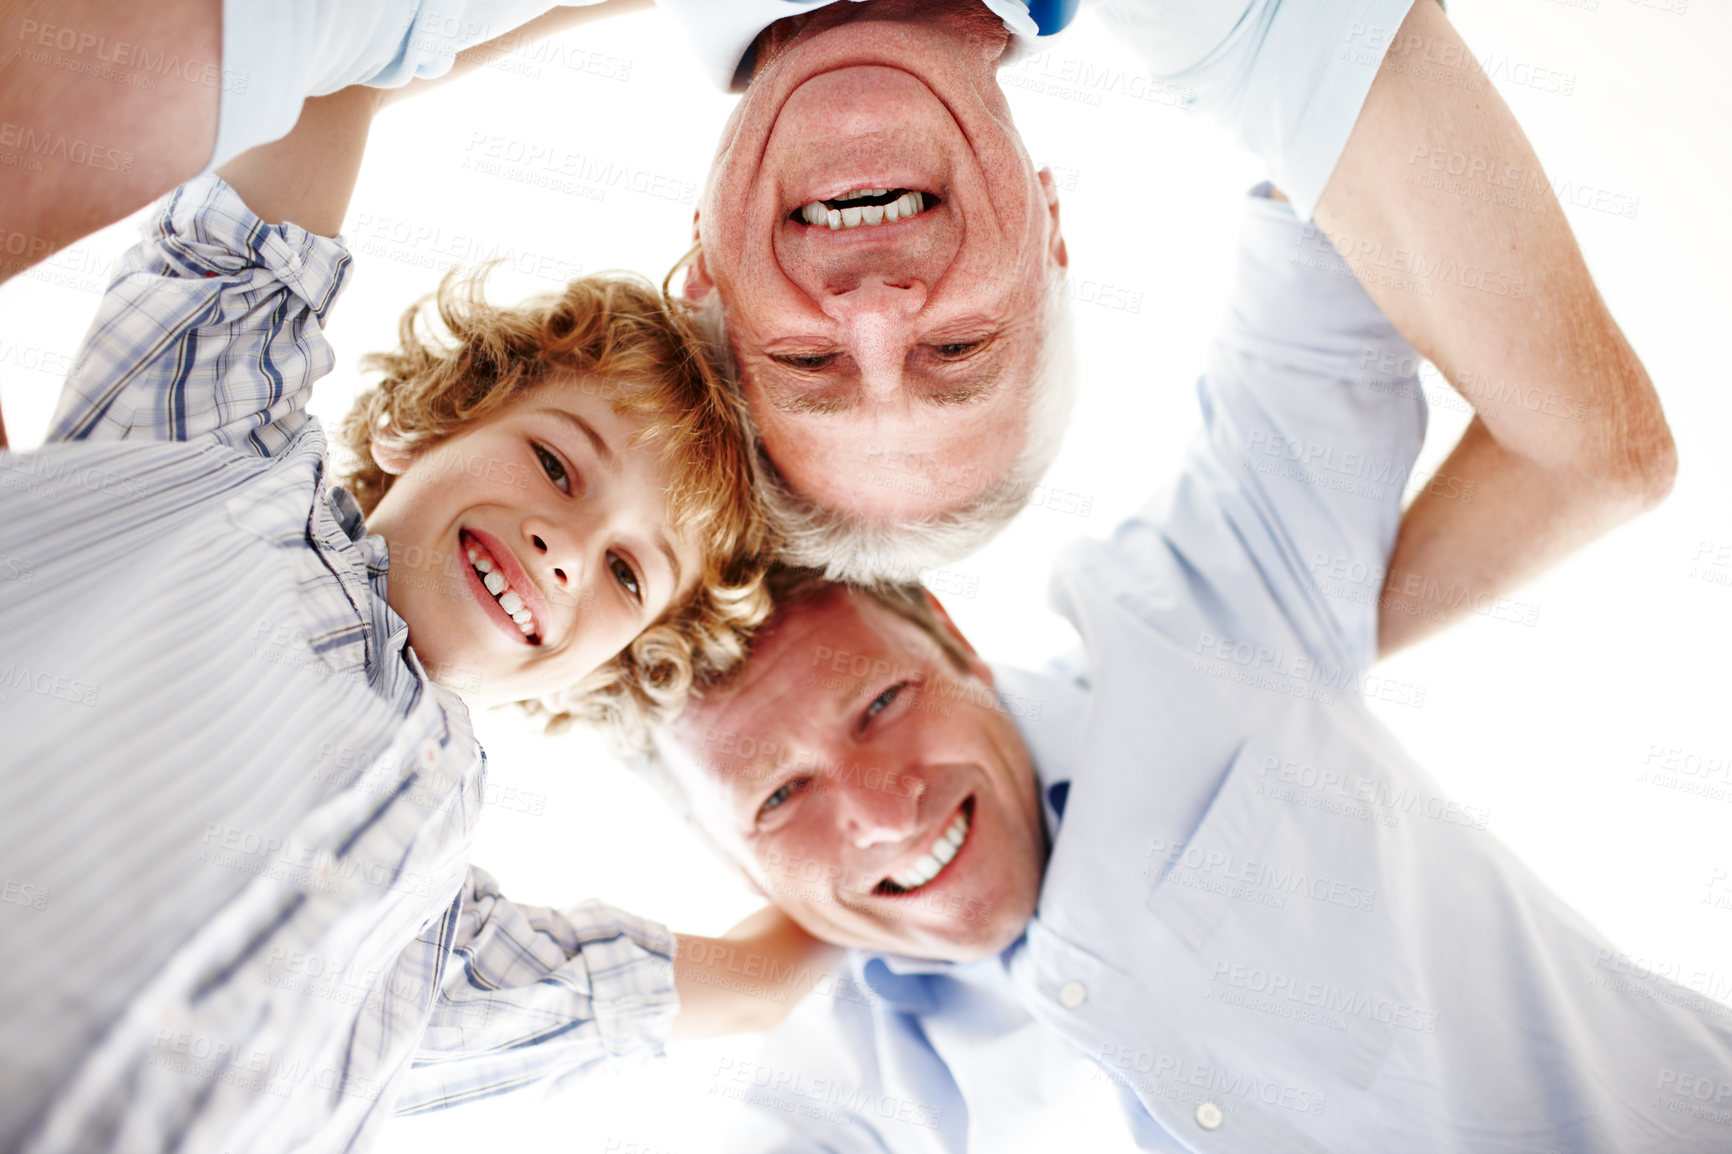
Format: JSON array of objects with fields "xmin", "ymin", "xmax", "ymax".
[
  {"xmin": 865, "ymin": 682, "xmax": 906, "ymax": 720},
  {"xmin": 933, "ymin": 340, "xmax": 984, "ymax": 360},
  {"xmin": 759, "ymin": 778, "xmax": 806, "ymax": 819},
  {"xmin": 609, "ymin": 553, "xmax": 642, "ymax": 602},
  {"xmin": 533, "ymin": 444, "xmax": 570, "ymax": 493},
  {"xmin": 771, "ymin": 352, "xmax": 836, "ymax": 371}
]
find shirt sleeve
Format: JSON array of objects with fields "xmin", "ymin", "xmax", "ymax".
[
  {"xmin": 211, "ymin": 0, "xmax": 608, "ymax": 168},
  {"xmin": 46, "ymin": 175, "xmax": 352, "ymax": 457},
  {"xmin": 1094, "ymin": 0, "xmax": 1418, "ymax": 219},
  {"xmin": 390, "ymin": 866, "xmax": 679, "ymax": 1113},
  {"xmin": 1075, "ymin": 187, "xmax": 1426, "ymax": 674}
]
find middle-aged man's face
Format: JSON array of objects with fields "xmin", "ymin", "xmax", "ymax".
[
  {"xmin": 686, "ymin": 0, "xmax": 1068, "ymax": 525},
  {"xmin": 667, "ymin": 588, "xmax": 1048, "ymax": 961}
]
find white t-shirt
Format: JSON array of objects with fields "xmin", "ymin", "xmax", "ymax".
[{"xmin": 652, "ymin": 0, "xmax": 1419, "ymax": 218}]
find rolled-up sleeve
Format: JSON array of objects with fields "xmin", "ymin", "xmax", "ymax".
[
  {"xmin": 211, "ymin": 0, "xmax": 609, "ymax": 169},
  {"xmin": 47, "ymin": 175, "xmax": 352, "ymax": 458},
  {"xmin": 392, "ymin": 867, "xmax": 679, "ymax": 1113},
  {"xmin": 1097, "ymin": 0, "xmax": 1418, "ymax": 220}
]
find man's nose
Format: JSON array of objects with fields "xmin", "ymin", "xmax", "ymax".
[{"xmin": 836, "ymin": 770, "xmax": 925, "ymax": 848}]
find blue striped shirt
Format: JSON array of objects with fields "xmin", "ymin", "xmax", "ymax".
[{"xmin": 0, "ymin": 176, "xmax": 678, "ymax": 1154}]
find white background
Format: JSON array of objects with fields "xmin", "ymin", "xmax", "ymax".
[{"xmin": 3, "ymin": 0, "xmax": 1729, "ymax": 1150}]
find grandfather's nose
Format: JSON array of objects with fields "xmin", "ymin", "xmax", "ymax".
[{"xmin": 821, "ymin": 278, "xmax": 927, "ymax": 327}]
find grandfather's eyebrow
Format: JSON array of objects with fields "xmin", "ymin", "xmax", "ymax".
[
  {"xmin": 759, "ymin": 375, "xmax": 861, "ymax": 416},
  {"xmin": 536, "ymin": 408, "xmax": 614, "ymax": 465}
]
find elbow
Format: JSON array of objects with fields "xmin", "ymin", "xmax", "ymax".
[
  {"xmin": 1619, "ymin": 398, "xmax": 1678, "ymax": 512},
  {"xmin": 1588, "ymin": 391, "xmax": 1677, "ymax": 514}
]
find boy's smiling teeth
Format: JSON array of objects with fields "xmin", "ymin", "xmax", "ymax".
[
  {"xmin": 466, "ymin": 545, "xmax": 539, "ymax": 639},
  {"xmin": 880, "ymin": 804, "xmax": 971, "ymax": 894},
  {"xmin": 797, "ymin": 188, "xmax": 929, "ymax": 230}
]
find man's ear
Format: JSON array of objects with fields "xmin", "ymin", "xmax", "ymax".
[{"xmin": 1037, "ymin": 167, "xmax": 1069, "ymax": 271}]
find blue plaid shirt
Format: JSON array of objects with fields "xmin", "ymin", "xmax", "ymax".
[{"xmin": 0, "ymin": 176, "xmax": 677, "ymax": 1154}]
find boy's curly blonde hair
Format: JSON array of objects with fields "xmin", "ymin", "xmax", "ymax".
[{"xmin": 337, "ymin": 267, "xmax": 771, "ymax": 747}]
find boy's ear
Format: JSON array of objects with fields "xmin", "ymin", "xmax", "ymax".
[{"xmin": 371, "ymin": 431, "xmax": 415, "ymax": 475}]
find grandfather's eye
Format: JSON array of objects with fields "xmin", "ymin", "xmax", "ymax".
[
  {"xmin": 934, "ymin": 341, "xmax": 983, "ymax": 359},
  {"xmin": 772, "ymin": 352, "xmax": 836, "ymax": 371},
  {"xmin": 533, "ymin": 444, "xmax": 570, "ymax": 494}
]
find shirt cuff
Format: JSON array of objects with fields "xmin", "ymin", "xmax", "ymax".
[
  {"xmin": 563, "ymin": 898, "xmax": 680, "ymax": 1060},
  {"xmin": 152, "ymin": 175, "xmax": 353, "ymax": 321}
]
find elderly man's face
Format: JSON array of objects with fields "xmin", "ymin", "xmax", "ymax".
[
  {"xmin": 667, "ymin": 588, "xmax": 1047, "ymax": 961},
  {"xmin": 687, "ymin": 0, "xmax": 1067, "ymax": 524}
]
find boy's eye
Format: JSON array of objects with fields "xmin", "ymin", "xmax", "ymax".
[
  {"xmin": 533, "ymin": 444, "xmax": 570, "ymax": 494},
  {"xmin": 609, "ymin": 553, "xmax": 642, "ymax": 602},
  {"xmin": 758, "ymin": 778, "xmax": 807, "ymax": 820}
]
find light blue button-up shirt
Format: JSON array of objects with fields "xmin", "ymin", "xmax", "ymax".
[{"xmin": 724, "ymin": 190, "xmax": 1732, "ymax": 1153}]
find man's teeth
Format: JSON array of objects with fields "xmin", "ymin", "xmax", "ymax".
[
  {"xmin": 799, "ymin": 190, "xmax": 927, "ymax": 230},
  {"xmin": 885, "ymin": 808, "xmax": 970, "ymax": 892},
  {"xmin": 467, "ymin": 547, "xmax": 537, "ymax": 635}
]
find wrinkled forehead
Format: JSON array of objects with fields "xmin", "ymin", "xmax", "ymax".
[{"xmin": 668, "ymin": 587, "xmax": 932, "ymax": 775}]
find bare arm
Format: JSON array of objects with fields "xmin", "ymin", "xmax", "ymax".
[
  {"xmin": 0, "ymin": 0, "xmax": 649, "ymax": 280},
  {"xmin": 672, "ymin": 906, "xmax": 844, "ymax": 1040},
  {"xmin": 1313, "ymin": 0, "xmax": 1676, "ymax": 656},
  {"xmin": 0, "ymin": 0, "xmax": 222, "ymax": 285},
  {"xmin": 214, "ymin": 86, "xmax": 384, "ymax": 238}
]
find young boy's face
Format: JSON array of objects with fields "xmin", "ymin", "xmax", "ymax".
[{"xmin": 365, "ymin": 377, "xmax": 704, "ymax": 707}]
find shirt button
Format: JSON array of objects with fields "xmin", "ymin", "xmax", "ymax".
[
  {"xmin": 417, "ymin": 741, "xmax": 440, "ymax": 770},
  {"xmin": 1195, "ymin": 1102, "xmax": 1224, "ymax": 1130},
  {"xmin": 1057, "ymin": 981, "xmax": 1086, "ymax": 1008}
]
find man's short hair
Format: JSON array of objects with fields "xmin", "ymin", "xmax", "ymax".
[
  {"xmin": 634, "ymin": 567, "xmax": 971, "ymax": 838},
  {"xmin": 688, "ymin": 271, "xmax": 1077, "ymax": 584},
  {"xmin": 337, "ymin": 267, "xmax": 772, "ymax": 742}
]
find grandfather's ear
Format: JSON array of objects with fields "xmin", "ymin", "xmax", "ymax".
[
  {"xmin": 1037, "ymin": 167, "xmax": 1069, "ymax": 271},
  {"xmin": 681, "ymin": 236, "xmax": 717, "ymax": 306}
]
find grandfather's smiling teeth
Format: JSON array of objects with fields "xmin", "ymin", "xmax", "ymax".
[
  {"xmin": 883, "ymin": 807, "xmax": 970, "ymax": 893},
  {"xmin": 467, "ymin": 547, "xmax": 538, "ymax": 636},
  {"xmin": 799, "ymin": 190, "xmax": 927, "ymax": 230}
]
